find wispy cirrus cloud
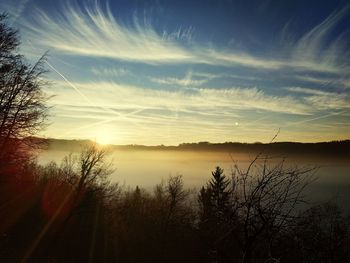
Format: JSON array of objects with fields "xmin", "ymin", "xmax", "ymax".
[
  {"xmin": 149, "ymin": 71, "xmax": 215, "ymax": 87},
  {"xmin": 23, "ymin": 1, "xmax": 350, "ymax": 74},
  {"xmin": 286, "ymin": 86, "xmax": 350, "ymax": 110},
  {"xmin": 49, "ymin": 80, "xmax": 313, "ymax": 116},
  {"xmin": 292, "ymin": 5, "xmax": 350, "ymax": 70},
  {"xmin": 46, "ymin": 80, "xmax": 350, "ymax": 143},
  {"xmin": 285, "ymin": 86, "xmax": 333, "ymax": 96},
  {"xmin": 293, "ymin": 74, "xmax": 350, "ymax": 90},
  {"xmin": 294, "ymin": 75, "xmax": 333, "ymax": 86},
  {"xmin": 91, "ymin": 67, "xmax": 130, "ymax": 77},
  {"xmin": 24, "ymin": 2, "xmax": 193, "ymax": 63}
]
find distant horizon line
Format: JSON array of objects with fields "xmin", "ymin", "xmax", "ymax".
[{"xmin": 39, "ymin": 137, "xmax": 350, "ymax": 147}]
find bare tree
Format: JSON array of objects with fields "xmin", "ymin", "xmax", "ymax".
[
  {"xmin": 0, "ymin": 14, "xmax": 19, "ymax": 62},
  {"xmin": 155, "ymin": 175, "xmax": 190, "ymax": 232},
  {"xmin": 167, "ymin": 175, "xmax": 187, "ymax": 214},
  {"xmin": 75, "ymin": 144, "xmax": 113, "ymax": 196},
  {"xmin": 36, "ymin": 144, "xmax": 114, "ymax": 221},
  {"xmin": 231, "ymin": 155, "xmax": 316, "ymax": 263},
  {"xmin": 0, "ymin": 13, "xmax": 49, "ymax": 163},
  {"xmin": 20, "ymin": 144, "xmax": 114, "ymax": 262}
]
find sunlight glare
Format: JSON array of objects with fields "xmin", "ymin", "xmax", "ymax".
[{"xmin": 95, "ymin": 129, "xmax": 113, "ymax": 145}]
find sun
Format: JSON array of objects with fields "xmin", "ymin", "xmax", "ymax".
[{"xmin": 95, "ymin": 129, "xmax": 113, "ymax": 145}]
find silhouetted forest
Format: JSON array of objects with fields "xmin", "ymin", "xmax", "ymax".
[
  {"xmin": 1, "ymin": 13, "xmax": 350, "ymax": 263},
  {"xmin": 1, "ymin": 144, "xmax": 350, "ymax": 263},
  {"xmin": 44, "ymin": 138, "xmax": 350, "ymax": 157}
]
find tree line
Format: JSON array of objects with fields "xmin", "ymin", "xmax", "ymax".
[{"xmin": 1, "ymin": 146, "xmax": 349, "ymax": 262}]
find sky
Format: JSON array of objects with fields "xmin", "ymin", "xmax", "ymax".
[{"xmin": 1, "ymin": 0, "xmax": 350, "ymax": 145}]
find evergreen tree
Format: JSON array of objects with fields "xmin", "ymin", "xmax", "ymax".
[
  {"xmin": 208, "ymin": 166, "xmax": 231, "ymax": 220},
  {"xmin": 199, "ymin": 166, "xmax": 232, "ymax": 224},
  {"xmin": 198, "ymin": 167, "xmax": 234, "ymax": 263}
]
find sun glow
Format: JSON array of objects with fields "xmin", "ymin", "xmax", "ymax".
[{"xmin": 95, "ymin": 129, "xmax": 113, "ymax": 145}]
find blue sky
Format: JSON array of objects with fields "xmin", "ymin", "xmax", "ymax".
[{"xmin": 1, "ymin": 0, "xmax": 350, "ymax": 145}]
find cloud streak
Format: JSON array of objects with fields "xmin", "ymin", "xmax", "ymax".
[
  {"xmin": 293, "ymin": 5, "xmax": 350, "ymax": 71},
  {"xmin": 149, "ymin": 71, "xmax": 214, "ymax": 87},
  {"xmin": 23, "ymin": 1, "xmax": 350, "ymax": 73},
  {"xmin": 25, "ymin": 2, "xmax": 193, "ymax": 63},
  {"xmin": 91, "ymin": 67, "xmax": 130, "ymax": 77},
  {"xmin": 49, "ymin": 80, "xmax": 316, "ymax": 116},
  {"xmin": 44, "ymin": 76, "xmax": 349, "ymax": 143},
  {"xmin": 286, "ymin": 87, "xmax": 350, "ymax": 110}
]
